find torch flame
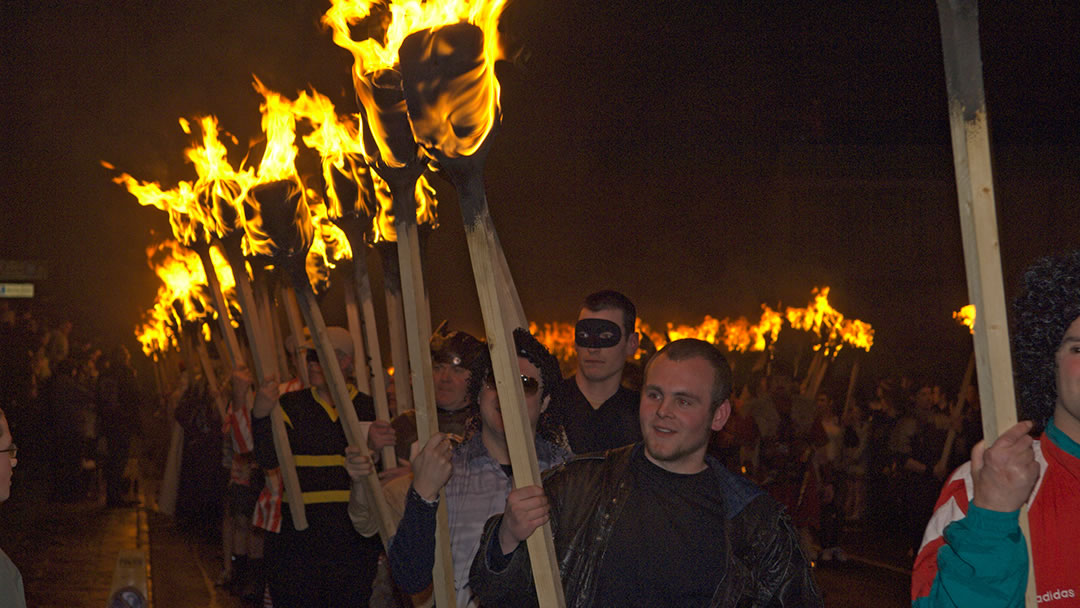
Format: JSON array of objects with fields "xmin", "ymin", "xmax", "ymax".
[
  {"xmin": 323, "ymin": 0, "xmax": 509, "ymax": 159},
  {"xmin": 785, "ymin": 287, "xmax": 874, "ymax": 354},
  {"xmin": 252, "ymin": 76, "xmax": 302, "ymax": 185},
  {"xmin": 953, "ymin": 304, "xmax": 975, "ymax": 334}
]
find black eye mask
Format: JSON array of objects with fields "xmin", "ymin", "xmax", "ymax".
[{"xmin": 575, "ymin": 318, "xmax": 622, "ymax": 349}]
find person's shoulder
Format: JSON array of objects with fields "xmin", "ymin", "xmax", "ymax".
[
  {"xmin": 543, "ymin": 444, "xmax": 633, "ymax": 488},
  {"xmin": 279, "ymin": 386, "xmax": 310, "ymax": 404},
  {"xmin": 707, "ymin": 459, "xmax": 766, "ymax": 519},
  {"xmin": 615, "ymin": 384, "xmax": 639, "ymax": 402}
]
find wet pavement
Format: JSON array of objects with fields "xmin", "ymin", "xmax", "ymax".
[
  {"xmin": 1, "ymin": 455, "xmax": 912, "ymax": 607},
  {"xmin": 0, "ymin": 456, "xmax": 245, "ymax": 608}
]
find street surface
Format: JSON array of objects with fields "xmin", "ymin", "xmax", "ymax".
[{"xmin": 0, "ymin": 456, "xmax": 913, "ymax": 607}]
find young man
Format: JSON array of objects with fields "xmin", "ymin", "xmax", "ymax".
[
  {"xmin": 563, "ymin": 290, "xmax": 642, "ymax": 454},
  {"xmin": 471, "ymin": 339, "xmax": 821, "ymax": 607},
  {"xmin": 347, "ymin": 329, "xmax": 571, "ymax": 607},
  {"xmin": 250, "ymin": 326, "xmax": 395, "ymax": 606},
  {"xmin": 912, "ymin": 250, "xmax": 1080, "ymax": 607}
]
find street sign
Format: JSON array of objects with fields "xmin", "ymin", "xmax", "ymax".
[{"xmin": 0, "ymin": 283, "xmax": 34, "ymax": 298}]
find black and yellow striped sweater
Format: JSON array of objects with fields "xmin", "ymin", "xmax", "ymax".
[{"xmin": 253, "ymin": 386, "xmax": 375, "ymax": 533}]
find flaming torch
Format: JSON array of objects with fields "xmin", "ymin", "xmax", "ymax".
[
  {"xmin": 184, "ymin": 85, "xmax": 310, "ymax": 532},
  {"xmin": 397, "ymin": 6, "xmax": 564, "ymax": 605},
  {"xmin": 242, "ymin": 83, "xmax": 396, "ymax": 547},
  {"xmin": 323, "ymin": 1, "xmax": 533, "ymax": 603},
  {"xmin": 291, "ymin": 88, "xmax": 399, "ymax": 466},
  {"xmin": 937, "ymin": 4, "xmax": 1033, "ymax": 601}
]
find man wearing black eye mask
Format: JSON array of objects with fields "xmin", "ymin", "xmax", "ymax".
[{"xmin": 563, "ymin": 290, "xmax": 643, "ymax": 454}]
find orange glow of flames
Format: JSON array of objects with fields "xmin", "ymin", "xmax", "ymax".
[
  {"xmin": 305, "ymin": 190, "xmax": 354, "ymax": 292},
  {"xmin": 252, "ymin": 76, "xmax": 301, "ymax": 185},
  {"xmin": 180, "ymin": 116, "xmax": 254, "ymax": 238},
  {"xmin": 146, "ymin": 240, "xmax": 238, "ymax": 328},
  {"xmin": 285, "ymin": 88, "xmax": 374, "ymax": 222},
  {"xmin": 531, "ymin": 289, "xmax": 869, "ymax": 367},
  {"xmin": 135, "ymin": 303, "xmax": 176, "ymax": 358},
  {"xmin": 785, "ymin": 287, "xmax": 874, "ymax": 354},
  {"xmin": 953, "ymin": 304, "xmax": 975, "ymax": 334},
  {"xmin": 372, "ymin": 172, "xmax": 438, "ymax": 242},
  {"xmin": 323, "ymin": 0, "xmax": 508, "ymax": 158},
  {"xmin": 102, "ymin": 162, "xmax": 211, "ymax": 246}
]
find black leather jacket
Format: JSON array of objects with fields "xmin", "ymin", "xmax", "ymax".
[{"xmin": 470, "ymin": 444, "xmax": 822, "ymax": 607}]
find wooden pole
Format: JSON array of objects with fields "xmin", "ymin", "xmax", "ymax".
[
  {"xmin": 219, "ymin": 234, "xmax": 308, "ymax": 531},
  {"xmin": 353, "ymin": 251, "xmax": 396, "ymax": 467},
  {"xmin": 437, "ymin": 148, "xmax": 566, "ymax": 607},
  {"xmin": 842, "ymin": 359, "xmax": 861, "ymax": 420},
  {"xmin": 193, "ymin": 240, "xmax": 243, "ymax": 371},
  {"xmin": 936, "ymin": 352, "xmax": 976, "ymax": 473},
  {"xmin": 194, "ymin": 333, "xmax": 228, "ymax": 421},
  {"xmin": 936, "ymin": 1, "xmax": 1034, "ymax": 603},
  {"xmin": 379, "ymin": 245, "xmax": 415, "ymax": 414},
  {"xmin": 253, "ymin": 264, "xmax": 289, "ymax": 381},
  {"xmin": 343, "ymin": 273, "xmax": 373, "ymax": 394},
  {"xmin": 376, "ymin": 162, "xmax": 455, "ymax": 606},
  {"xmin": 280, "ymin": 259, "xmax": 397, "ymax": 549},
  {"xmin": 282, "ymin": 286, "xmax": 310, "ymax": 387}
]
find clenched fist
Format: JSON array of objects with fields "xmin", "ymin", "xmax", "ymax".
[
  {"xmin": 971, "ymin": 420, "xmax": 1040, "ymax": 513},
  {"xmin": 498, "ymin": 485, "xmax": 550, "ymax": 556}
]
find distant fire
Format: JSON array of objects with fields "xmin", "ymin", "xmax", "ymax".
[
  {"xmin": 953, "ymin": 304, "xmax": 975, "ymax": 334},
  {"xmin": 532, "ymin": 287, "xmax": 872, "ymax": 366}
]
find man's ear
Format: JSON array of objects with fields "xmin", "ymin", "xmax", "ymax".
[
  {"xmin": 540, "ymin": 394, "xmax": 551, "ymax": 413},
  {"xmin": 711, "ymin": 399, "xmax": 732, "ymax": 432},
  {"xmin": 625, "ymin": 330, "xmax": 640, "ymax": 358}
]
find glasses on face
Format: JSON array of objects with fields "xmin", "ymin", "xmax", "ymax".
[
  {"xmin": 484, "ymin": 373, "xmax": 540, "ymax": 396},
  {"xmin": 0, "ymin": 444, "xmax": 16, "ymax": 459}
]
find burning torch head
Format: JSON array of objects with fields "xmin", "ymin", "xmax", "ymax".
[
  {"xmin": 356, "ymin": 68, "xmax": 422, "ymax": 168},
  {"xmin": 398, "ymin": 22, "xmax": 497, "ymax": 160},
  {"xmin": 243, "ymin": 179, "xmax": 313, "ymax": 264}
]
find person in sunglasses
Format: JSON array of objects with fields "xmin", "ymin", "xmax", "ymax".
[
  {"xmin": 0, "ymin": 407, "xmax": 27, "ymax": 608},
  {"xmin": 347, "ymin": 328, "xmax": 571, "ymax": 607},
  {"xmin": 470, "ymin": 339, "xmax": 821, "ymax": 607}
]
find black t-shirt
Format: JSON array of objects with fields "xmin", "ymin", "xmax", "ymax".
[
  {"xmin": 562, "ymin": 376, "xmax": 641, "ymax": 454},
  {"xmin": 595, "ymin": 449, "xmax": 728, "ymax": 607}
]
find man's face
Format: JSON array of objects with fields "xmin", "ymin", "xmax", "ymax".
[
  {"xmin": 478, "ymin": 356, "xmax": 547, "ymax": 440},
  {"xmin": 639, "ymin": 354, "xmax": 730, "ymax": 474},
  {"xmin": 0, "ymin": 415, "xmax": 15, "ymax": 503},
  {"xmin": 432, "ymin": 360, "xmax": 472, "ymax": 411},
  {"xmin": 307, "ymin": 349, "xmax": 350, "ymax": 390},
  {"xmin": 575, "ymin": 307, "xmax": 639, "ymax": 383},
  {"xmin": 1053, "ymin": 315, "xmax": 1080, "ymax": 439}
]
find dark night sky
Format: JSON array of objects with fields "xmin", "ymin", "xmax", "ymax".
[{"xmin": 3, "ymin": 1, "xmax": 1080, "ymax": 388}]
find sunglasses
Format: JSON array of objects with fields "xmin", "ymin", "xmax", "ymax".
[
  {"xmin": 0, "ymin": 444, "xmax": 16, "ymax": 459},
  {"xmin": 306, "ymin": 350, "xmax": 321, "ymax": 364},
  {"xmin": 485, "ymin": 373, "xmax": 540, "ymax": 396}
]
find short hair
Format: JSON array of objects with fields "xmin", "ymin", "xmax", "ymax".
[
  {"xmin": 582, "ymin": 290, "xmax": 636, "ymax": 336},
  {"xmin": 646, "ymin": 339, "xmax": 733, "ymax": 409},
  {"xmin": 1012, "ymin": 249, "xmax": 1080, "ymax": 433}
]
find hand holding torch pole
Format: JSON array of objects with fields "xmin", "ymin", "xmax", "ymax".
[
  {"xmin": 357, "ymin": 65, "xmax": 456, "ymax": 606},
  {"xmin": 937, "ymin": 1, "xmax": 1035, "ymax": 603},
  {"xmin": 331, "ymin": 163, "xmax": 397, "ymax": 467},
  {"xmin": 398, "ymin": 22, "xmax": 564, "ymax": 606}
]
